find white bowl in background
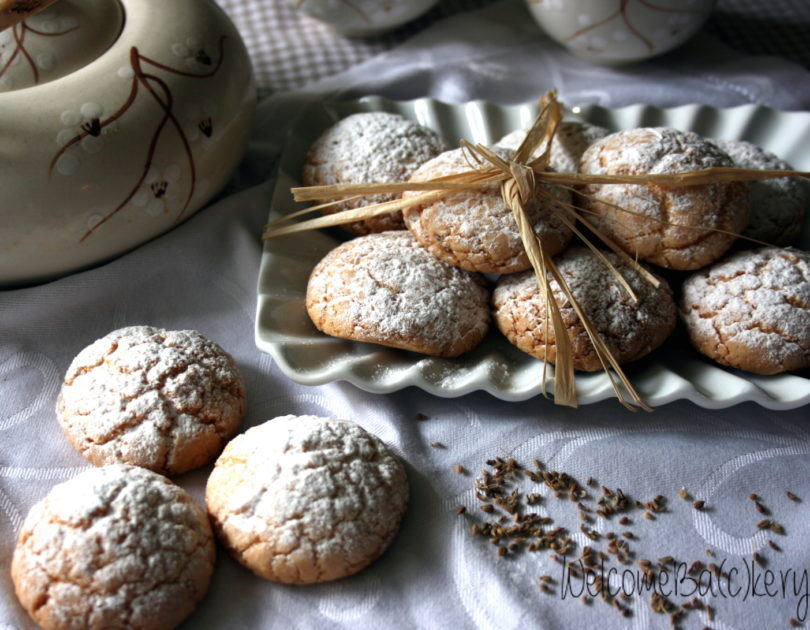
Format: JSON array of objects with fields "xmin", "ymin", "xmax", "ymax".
[
  {"xmin": 291, "ymin": 0, "xmax": 440, "ymax": 37},
  {"xmin": 525, "ymin": 0, "xmax": 716, "ymax": 65}
]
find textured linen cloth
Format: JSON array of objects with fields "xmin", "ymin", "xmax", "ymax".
[
  {"xmin": 216, "ymin": 0, "xmax": 810, "ymax": 95},
  {"xmin": 2, "ymin": 1, "xmax": 810, "ymax": 629}
]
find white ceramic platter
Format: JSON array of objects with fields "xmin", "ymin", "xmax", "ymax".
[{"xmin": 255, "ymin": 97, "xmax": 810, "ymax": 409}]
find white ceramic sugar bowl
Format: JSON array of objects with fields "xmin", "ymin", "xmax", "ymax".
[
  {"xmin": 291, "ymin": 0, "xmax": 440, "ymax": 37},
  {"xmin": 0, "ymin": 0, "xmax": 256, "ymax": 286},
  {"xmin": 526, "ymin": 0, "xmax": 716, "ymax": 65}
]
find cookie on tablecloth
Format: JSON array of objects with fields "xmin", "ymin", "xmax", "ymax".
[
  {"xmin": 12, "ymin": 464, "xmax": 215, "ymax": 630},
  {"xmin": 302, "ymin": 112, "xmax": 447, "ymax": 235},
  {"xmin": 306, "ymin": 230, "xmax": 491, "ymax": 357},
  {"xmin": 711, "ymin": 138, "xmax": 806, "ymax": 247},
  {"xmin": 578, "ymin": 127, "xmax": 751, "ymax": 270},
  {"xmin": 57, "ymin": 325, "xmax": 246, "ymax": 476},
  {"xmin": 206, "ymin": 415, "xmax": 409, "ymax": 584},
  {"xmin": 492, "ymin": 246, "xmax": 677, "ymax": 371},
  {"xmin": 402, "ymin": 147, "xmax": 573, "ymax": 274},
  {"xmin": 680, "ymin": 247, "xmax": 810, "ymax": 374}
]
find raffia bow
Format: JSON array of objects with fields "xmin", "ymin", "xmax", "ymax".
[{"xmin": 264, "ymin": 90, "xmax": 810, "ymax": 410}]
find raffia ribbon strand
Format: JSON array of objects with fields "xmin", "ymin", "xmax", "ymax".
[{"xmin": 264, "ymin": 89, "xmax": 810, "ymax": 409}]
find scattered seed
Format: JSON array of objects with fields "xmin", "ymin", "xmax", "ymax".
[
  {"xmin": 693, "ymin": 499, "xmax": 705, "ymax": 510},
  {"xmin": 644, "ymin": 511, "xmax": 655, "ymax": 520},
  {"xmin": 707, "ymin": 604, "xmax": 715, "ymax": 621},
  {"xmin": 789, "ymin": 619, "xmax": 801, "ymax": 627},
  {"xmin": 470, "ymin": 524, "xmax": 479, "ymax": 535},
  {"xmin": 749, "ymin": 493, "xmax": 760, "ymax": 501},
  {"xmin": 787, "ymin": 491, "xmax": 800, "ymax": 502},
  {"xmin": 430, "ymin": 441, "xmax": 445, "ymax": 448},
  {"xmin": 456, "ymin": 506, "xmax": 466, "ymax": 515},
  {"xmin": 755, "ymin": 501, "xmax": 768, "ymax": 514},
  {"xmin": 586, "ymin": 476, "xmax": 595, "ymax": 486},
  {"xmin": 455, "ymin": 464, "xmax": 467, "ymax": 475},
  {"xmin": 771, "ymin": 522, "xmax": 786, "ymax": 535},
  {"xmin": 480, "ymin": 504, "xmax": 494, "ymax": 513},
  {"xmin": 753, "ymin": 552, "xmax": 765, "ymax": 566},
  {"xmin": 705, "ymin": 549, "xmax": 716, "ymax": 557},
  {"xmin": 581, "ymin": 596, "xmax": 591, "ymax": 606},
  {"xmin": 769, "ymin": 540, "xmax": 782, "ymax": 552},
  {"xmin": 757, "ymin": 519, "xmax": 773, "ymax": 530},
  {"xmin": 622, "ymin": 531, "xmax": 634, "ymax": 539},
  {"xmin": 498, "ymin": 546, "xmax": 507, "ymax": 557},
  {"xmin": 540, "ymin": 575, "xmax": 554, "ymax": 583},
  {"xmin": 679, "ymin": 488, "xmax": 691, "ymax": 500},
  {"xmin": 619, "ymin": 516, "xmax": 632, "ymax": 526}
]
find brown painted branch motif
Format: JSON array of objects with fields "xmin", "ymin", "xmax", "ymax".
[
  {"xmin": 48, "ymin": 37, "xmax": 227, "ymax": 241},
  {"xmin": 529, "ymin": 0, "xmax": 703, "ymax": 53},
  {"xmin": 0, "ymin": 17, "xmax": 77, "ymax": 85}
]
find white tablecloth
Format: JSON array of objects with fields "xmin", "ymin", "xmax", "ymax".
[{"xmin": 2, "ymin": 1, "xmax": 810, "ymax": 628}]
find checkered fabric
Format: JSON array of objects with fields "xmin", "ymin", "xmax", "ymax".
[
  {"xmin": 705, "ymin": 0, "xmax": 810, "ymax": 70},
  {"xmin": 216, "ymin": 0, "xmax": 810, "ymax": 96}
]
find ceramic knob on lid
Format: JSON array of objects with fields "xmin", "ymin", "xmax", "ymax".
[
  {"xmin": 0, "ymin": 0, "xmax": 123, "ymax": 91},
  {"xmin": 0, "ymin": 0, "xmax": 256, "ymax": 286}
]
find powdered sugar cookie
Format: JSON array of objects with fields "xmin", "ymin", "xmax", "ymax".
[
  {"xmin": 12, "ymin": 464, "xmax": 215, "ymax": 630},
  {"xmin": 711, "ymin": 139, "xmax": 806, "ymax": 247},
  {"xmin": 402, "ymin": 147, "xmax": 573, "ymax": 274},
  {"xmin": 206, "ymin": 415, "xmax": 409, "ymax": 584},
  {"xmin": 680, "ymin": 247, "xmax": 810, "ymax": 374},
  {"xmin": 492, "ymin": 246, "xmax": 677, "ymax": 371},
  {"xmin": 578, "ymin": 127, "xmax": 751, "ymax": 270},
  {"xmin": 495, "ymin": 120, "xmax": 609, "ymax": 173},
  {"xmin": 57, "ymin": 325, "xmax": 246, "ymax": 476},
  {"xmin": 302, "ymin": 112, "xmax": 447, "ymax": 235},
  {"xmin": 306, "ymin": 231, "xmax": 491, "ymax": 357}
]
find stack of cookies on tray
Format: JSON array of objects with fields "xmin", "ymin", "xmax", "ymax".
[{"xmin": 301, "ymin": 110, "xmax": 810, "ymax": 378}]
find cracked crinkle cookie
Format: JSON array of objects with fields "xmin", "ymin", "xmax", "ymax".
[
  {"xmin": 301, "ymin": 112, "xmax": 447, "ymax": 235},
  {"xmin": 306, "ymin": 231, "xmax": 491, "ymax": 357},
  {"xmin": 205, "ymin": 415, "xmax": 409, "ymax": 584},
  {"xmin": 711, "ymin": 139, "xmax": 806, "ymax": 247},
  {"xmin": 402, "ymin": 147, "xmax": 573, "ymax": 274},
  {"xmin": 680, "ymin": 247, "xmax": 810, "ymax": 374},
  {"xmin": 578, "ymin": 127, "xmax": 751, "ymax": 270},
  {"xmin": 495, "ymin": 120, "xmax": 609, "ymax": 173},
  {"xmin": 492, "ymin": 246, "xmax": 677, "ymax": 371},
  {"xmin": 12, "ymin": 464, "xmax": 215, "ymax": 630},
  {"xmin": 57, "ymin": 325, "xmax": 246, "ymax": 476}
]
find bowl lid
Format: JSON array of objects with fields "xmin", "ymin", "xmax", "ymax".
[{"xmin": 0, "ymin": 0, "xmax": 123, "ymax": 92}]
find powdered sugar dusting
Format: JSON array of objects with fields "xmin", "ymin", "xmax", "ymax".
[
  {"xmin": 711, "ymin": 139, "xmax": 806, "ymax": 246},
  {"xmin": 495, "ymin": 120, "xmax": 608, "ymax": 173},
  {"xmin": 493, "ymin": 246, "xmax": 676, "ymax": 371},
  {"xmin": 579, "ymin": 127, "xmax": 751, "ymax": 270},
  {"xmin": 402, "ymin": 147, "xmax": 573, "ymax": 274},
  {"xmin": 306, "ymin": 231, "xmax": 490, "ymax": 357},
  {"xmin": 205, "ymin": 415, "xmax": 408, "ymax": 584},
  {"xmin": 12, "ymin": 464, "xmax": 214, "ymax": 630},
  {"xmin": 681, "ymin": 247, "xmax": 810, "ymax": 374},
  {"xmin": 302, "ymin": 112, "xmax": 447, "ymax": 234},
  {"xmin": 57, "ymin": 325, "xmax": 246, "ymax": 476}
]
